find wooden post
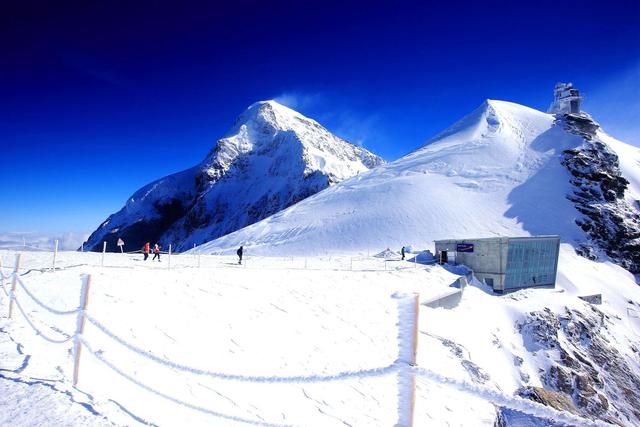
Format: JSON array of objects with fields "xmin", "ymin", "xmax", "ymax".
[
  {"xmin": 168, "ymin": 244, "xmax": 172, "ymax": 270},
  {"xmin": 73, "ymin": 274, "xmax": 91, "ymax": 386},
  {"xmin": 394, "ymin": 292, "xmax": 419, "ymax": 427},
  {"xmin": 52, "ymin": 239, "xmax": 58, "ymax": 272},
  {"xmin": 350, "ymin": 257, "xmax": 353, "ymax": 271},
  {"xmin": 8, "ymin": 254, "xmax": 21, "ymax": 319},
  {"xmin": 101, "ymin": 241, "xmax": 106, "ymax": 267}
]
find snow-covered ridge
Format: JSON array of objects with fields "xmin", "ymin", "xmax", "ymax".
[
  {"xmin": 195, "ymin": 98, "xmax": 639, "ymax": 274},
  {"xmin": 83, "ymin": 100, "xmax": 384, "ymax": 252},
  {"xmin": 196, "ymin": 99, "xmax": 580, "ymax": 255}
]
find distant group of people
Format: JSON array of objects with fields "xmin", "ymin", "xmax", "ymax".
[
  {"xmin": 113, "ymin": 238, "xmax": 243, "ymax": 264},
  {"xmin": 142, "ymin": 242, "xmax": 162, "ymax": 261}
]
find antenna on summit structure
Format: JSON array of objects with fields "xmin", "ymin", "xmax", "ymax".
[{"xmin": 548, "ymin": 82, "xmax": 582, "ymax": 115}]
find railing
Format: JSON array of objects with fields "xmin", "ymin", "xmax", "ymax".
[{"xmin": 0, "ymin": 252, "xmax": 610, "ymax": 427}]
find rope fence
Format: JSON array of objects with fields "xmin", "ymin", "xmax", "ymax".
[
  {"xmin": 0, "ymin": 252, "xmax": 612, "ymax": 426},
  {"xmin": 2, "ymin": 240, "xmax": 436, "ymax": 273}
]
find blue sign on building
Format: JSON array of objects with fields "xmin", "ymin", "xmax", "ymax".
[{"xmin": 456, "ymin": 243, "xmax": 474, "ymax": 253}]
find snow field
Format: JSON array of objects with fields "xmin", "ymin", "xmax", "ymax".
[
  {"xmin": 0, "ymin": 250, "xmax": 457, "ymax": 426},
  {"xmin": 1, "ymin": 247, "xmax": 637, "ymax": 426}
]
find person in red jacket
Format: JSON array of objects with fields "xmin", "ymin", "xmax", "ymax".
[{"xmin": 143, "ymin": 242, "xmax": 150, "ymax": 261}]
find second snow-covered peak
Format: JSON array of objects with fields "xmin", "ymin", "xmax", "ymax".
[{"xmin": 419, "ymin": 99, "xmax": 553, "ymax": 152}]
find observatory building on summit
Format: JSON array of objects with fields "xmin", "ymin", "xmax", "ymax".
[
  {"xmin": 434, "ymin": 236, "xmax": 561, "ymax": 293},
  {"xmin": 548, "ymin": 82, "xmax": 582, "ymax": 115}
]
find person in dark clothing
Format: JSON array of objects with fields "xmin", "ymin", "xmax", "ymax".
[
  {"xmin": 143, "ymin": 242, "xmax": 150, "ymax": 261},
  {"xmin": 237, "ymin": 246, "xmax": 243, "ymax": 265},
  {"xmin": 401, "ymin": 246, "xmax": 405, "ymax": 260},
  {"xmin": 152, "ymin": 243, "xmax": 161, "ymax": 261}
]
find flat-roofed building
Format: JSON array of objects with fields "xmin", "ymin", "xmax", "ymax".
[{"xmin": 434, "ymin": 236, "xmax": 561, "ymax": 293}]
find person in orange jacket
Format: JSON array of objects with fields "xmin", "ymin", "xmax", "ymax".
[{"xmin": 143, "ymin": 242, "xmax": 150, "ymax": 261}]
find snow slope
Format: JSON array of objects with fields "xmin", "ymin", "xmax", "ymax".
[
  {"xmin": 83, "ymin": 101, "xmax": 383, "ymax": 253},
  {"xmin": 196, "ymin": 100, "xmax": 598, "ymax": 256}
]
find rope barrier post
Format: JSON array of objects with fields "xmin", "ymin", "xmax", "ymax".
[
  {"xmin": 305, "ymin": 257, "xmax": 307, "ymax": 269},
  {"xmin": 81, "ymin": 242, "xmax": 84, "ymax": 252},
  {"xmin": 101, "ymin": 241, "xmax": 106, "ymax": 267},
  {"xmin": 350, "ymin": 257, "xmax": 353, "ymax": 271},
  {"xmin": 52, "ymin": 239, "xmax": 58, "ymax": 272},
  {"xmin": 393, "ymin": 292, "xmax": 419, "ymax": 427},
  {"xmin": 198, "ymin": 253, "xmax": 201, "ymax": 268},
  {"xmin": 73, "ymin": 274, "xmax": 92, "ymax": 387},
  {"xmin": 8, "ymin": 254, "xmax": 21, "ymax": 319},
  {"xmin": 168, "ymin": 244, "xmax": 172, "ymax": 270}
]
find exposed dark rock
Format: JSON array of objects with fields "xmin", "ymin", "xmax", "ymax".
[
  {"xmin": 517, "ymin": 306, "xmax": 640, "ymax": 425},
  {"xmin": 518, "ymin": 386, "xmax": 582, "ymax": 415},
  {"xmin": 559, "ymin": 114, "xmax": 640, "ymax": 273}
]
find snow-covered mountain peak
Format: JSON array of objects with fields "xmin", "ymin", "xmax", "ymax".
[
  {"xmin": 196, "ymin": 96, "xmax": 639, "ymax": 272},
  {"xmin": 83, "ymin": 100, "xmax": 384, "ymax": 252},
  {"xmin": 418, "ymin": 100, "xmax": 553, "ymax": 156},
  {"xmin": 231, "ymin": 100, "xmax": 310, "ymax": 134}
]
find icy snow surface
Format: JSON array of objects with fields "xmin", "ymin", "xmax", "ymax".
[{"xmin": 1, "ymin": 248, "xmax": 639, "ymax": 426}]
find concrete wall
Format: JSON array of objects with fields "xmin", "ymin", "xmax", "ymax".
[
  {"xmin": 435, "ymin": 238, "xmax": 508, "ymax": 291},
  {"xmin": 422, "ymin": 288, "xmax": 462, "ymax": 309}
]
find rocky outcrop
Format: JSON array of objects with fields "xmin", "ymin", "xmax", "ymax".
[
  {"xmin": 516, "ymin": 307, "xmax": 640, "ymax": 425},
  {"xmin": 559, "ymin": 114, "xmax": 640, "ymax": 273}
]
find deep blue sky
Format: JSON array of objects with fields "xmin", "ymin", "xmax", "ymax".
[{"xmin": 2, "ymin": 0, "xmax": 639, "ymax": 233}]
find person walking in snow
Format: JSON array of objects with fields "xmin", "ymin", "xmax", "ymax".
[
  {"xmin": 237, "ymin": 245, "xmax": 243, "ymax": 265},
  {"xmin": 401, "ymin": 246, "xmax": 405, "ymax": 260},
  {"xmin": 143, "ymin": 242, "xmax": 150, "ymax": 261},
  {"xmin": 152, "ymin": 243, "xmax": 161, "ymax": 261}
]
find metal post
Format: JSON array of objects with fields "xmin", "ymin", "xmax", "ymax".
[
  {"xmin": 73, "ymin": 274, "xmax": 91, "ymax": 386},
  {"xmin": 168, "ymin": 244, "xmax": 172, "ymax": 270},
  {"xmin": 8, "ymin": 254, "xmax": 21, "ymax": 318},
  {"xmin": 101, "ymin": 241, "xmax": 106, "ymax": 267},
  {"xmin": 52, "ymin": 239, "xmax": 58, "ymax": 272}
]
